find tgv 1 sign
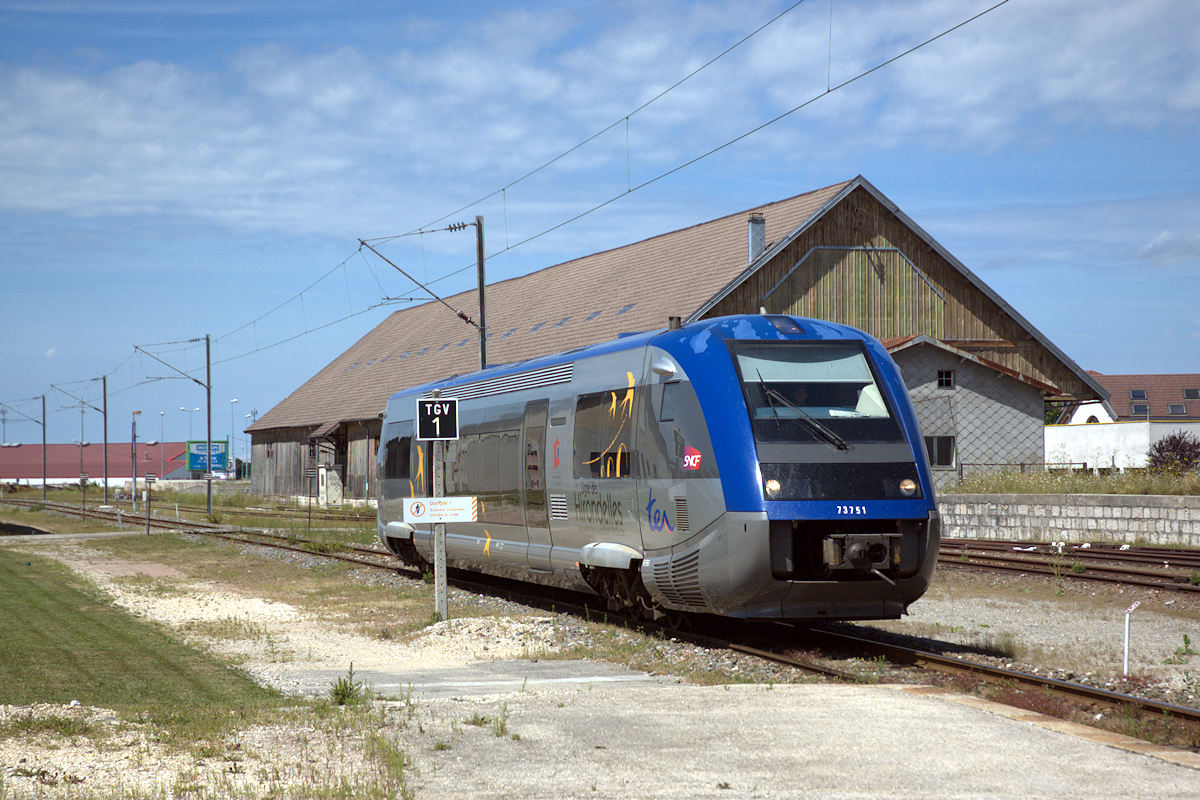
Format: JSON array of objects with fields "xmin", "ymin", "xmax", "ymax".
[{"xmin": 416, "ymin": 398, "xmax": 459, "ymax": 441}]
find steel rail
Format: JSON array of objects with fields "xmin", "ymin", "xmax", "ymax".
[
  {"xmin": 938, "ymin": 551, "xmax": 1200, "ymax": 593},
  {"xmin": 942, "ymin": 538, "xmax": 1200, "ymax": 570},
  {"xmin": 1, "ymin": 498, "xmax": 225, "ymax": 534},
  {"xmin": 940, "ymin": 546, "xmax": 1200, "ymax": 584},
  {"xmin": 804, "ymin": 627, "xmax": 1200, "ymax": 726}
]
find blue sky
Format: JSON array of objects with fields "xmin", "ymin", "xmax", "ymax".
[{"xmin": 2, "ymin": 0, "xmax": 1198, "ymax": 450}]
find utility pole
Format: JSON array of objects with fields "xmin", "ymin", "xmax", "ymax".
[
  {"xmin": 475, "ymin": 215, "xmax": 486, "ymax": 371},
  {"xmin": 102, "ymin": 375, "xmax": 109, "ymax": 504},
  {"xmin": 131, "ymin": 411, "xmax": 140, "ymax": 512},
  {"xmin": 41, "ymin": 395, "xmax": 46, "ymax": 501},
  {"xmin": 132, "ymin": 335, "xmax": 213, "ymax": 512},
  {"xmin": 206, "ymin": 333, "xmax": 213, "ymax": 517}
]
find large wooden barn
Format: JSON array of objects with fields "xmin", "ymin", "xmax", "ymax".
[{"xmin": 246, "ymin": 176, "xmax": 1105, "ymax": 499}]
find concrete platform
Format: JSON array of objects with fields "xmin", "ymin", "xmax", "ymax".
[
  {"xmin": 402, "ymin": 682, "xmax": 1199, "ymax": 799},
  {"xmin": 293, "ymin": 659, "xmax": 674, "ymax": 699}
]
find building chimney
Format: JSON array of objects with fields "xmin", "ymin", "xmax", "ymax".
[{"xmin": 748, "ymin": 213, "xmax": 766, "ymax": 262}]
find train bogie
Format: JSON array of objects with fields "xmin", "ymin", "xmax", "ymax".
[{"xmin": 377, "ymin": 314, "xmax": 939, "ymax": 622}]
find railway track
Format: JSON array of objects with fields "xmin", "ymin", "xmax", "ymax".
[
  {"xmin": 939, "ymin": 538, "xmax": 1200, "ymax": 593},
  {"xmin": 6, "ymin": 499, "xmax": 1199, "ymax": 749},
  {"xmin": 0, "ymin": 498, "xmax": 229, "ymax": 535},
  {"xmin": 199, "ymin": 526, "xmax": 1200, "ymax": 747}
]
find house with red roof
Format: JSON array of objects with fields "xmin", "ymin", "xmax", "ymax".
[{"xmin": 1046, "ymin": 373, "xmax": 1200, "ymax": 470}]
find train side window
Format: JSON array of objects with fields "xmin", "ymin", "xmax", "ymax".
[
  {"xmin": 383, "ymin": 422, "xmax": 412, "ymax": 480},
  {"xmin": 644, "ymin": 380, "xmax": 718, "ymax": 479},
  {"xmin": 660, "ymin": 381, "xmax": 679, "ymax": 422},
  {"xmin": 575, "ymin": 388, "xmax": 637, "ymax": 479}
]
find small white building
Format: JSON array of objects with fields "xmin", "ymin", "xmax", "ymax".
[{"xmin": 1046, "ymin": 372, "xmax": 1200, "ymax": 470}]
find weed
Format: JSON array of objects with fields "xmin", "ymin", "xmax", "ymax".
[
  {"xmin": 954, "ymin": 466, "xmax": 1200, "ymax": 496},
  {"xmin": 1163, "ymin": 634, "xmax": 1199, "ymax": 665},
  {"xmin": 434, "ymin": 740, "xmax": 451, "ymax": 751},
  {"xmin": 0, "ymin": 713, "xmax": 100, "ymax": 741},
  {"xmin": 329, "ymin": 663, "xmax": 370, "ymax": 706},
  {"xmin": 491, "ymin": 704, "xmax": 510, "ymax": 737},
  {"xmin": 1070, "ymin": 562, "xmax": 1086, "ymax": 574},
  {"xmin": 365, "ymin": 729, "xmax": 414, "ymax": 800},
  {"xmin": 465, "ymin": 711, "xmax": 490, "ymax": 727},
  {"xmin": 1189, "ymin": 571, "xmax": 1200, "ymax": 587},
  {"xmin": 850, "ymin": 655, "xmax": 888, "ymax": 684}
]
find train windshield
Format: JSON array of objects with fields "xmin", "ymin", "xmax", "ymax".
[{"xmin": 732, "ymin": 341, "xmax": 904, "ymax": 445}]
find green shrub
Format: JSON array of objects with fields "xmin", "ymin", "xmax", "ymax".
[{"xmin": 1148, "ymin": 432, "xmax": 1200, "ymax": 474}]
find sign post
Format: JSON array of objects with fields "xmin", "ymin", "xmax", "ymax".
[
  {"xmin": 417, "ymin": 392, "xmax": 459, "ymax": 621},
  {"xmin": 305, "ymin": 466, "xmax": 317, "ymax": 531},
  {"xmin": 144, "ymin": 474, "xmax": 156, "ymax": 536}
]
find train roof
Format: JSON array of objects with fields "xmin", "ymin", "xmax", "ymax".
[{"xmin": 384, "ymin": 313, "xmax": 879, "ymax": 404}]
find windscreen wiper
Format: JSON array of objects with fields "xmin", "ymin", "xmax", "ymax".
[
  {"xmin": 761, "ymin": 383, "xmax": 851, "ymax": 452},
  {"xmin": 756, "ymin": 370, "xmax": 782, "ymax": 426}
]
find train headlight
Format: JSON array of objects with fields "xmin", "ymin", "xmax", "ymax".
[
  {"xmin": 764, "ymin": 478, "xmax": 782, "ymax": 499},
  {"xmin": 899, "ymin": 478, "xmax": 917, "ymax": 497}
]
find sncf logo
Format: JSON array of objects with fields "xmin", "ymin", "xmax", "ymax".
[{"xmin": 682, "ymin": 447, "xmax": 702, "ymax": 471}]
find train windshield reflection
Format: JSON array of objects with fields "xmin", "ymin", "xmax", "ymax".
[{"xmin": 732, "ymin": 341, "xmax": 904, "ymax": 445}]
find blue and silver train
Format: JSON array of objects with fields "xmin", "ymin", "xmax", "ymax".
[{"xmin": 376, "ymin": 313, "xmax": 939, "ymax": 621}]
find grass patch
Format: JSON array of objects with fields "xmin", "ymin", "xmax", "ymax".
[
  {"xmin": 0, "ymin": 548, "xmax": 284, "ymax": 736},
  {"xmin": 66, "ymin": 532, "xmax": 444, "ymax": 642},
  {"xmin": 0, "ymin": 503, "xmax": 125, "ymax": 535},
  {"xmin": 951, "ymin": 468, "xmax": 1200, "ymax": 496},
  {"xmin": 0, "ymin": 712, "xmax": 100, "ymax": 740}
]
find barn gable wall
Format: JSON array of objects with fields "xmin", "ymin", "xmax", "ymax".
[{"xmin": 706, "ymin": 186, "xmax": 1091, "ymax": 398}]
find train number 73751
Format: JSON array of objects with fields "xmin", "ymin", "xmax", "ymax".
[{"xmin": 836, "ymin": 505, "xmax": 867, "ymax": 516}]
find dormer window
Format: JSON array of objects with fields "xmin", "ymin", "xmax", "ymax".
[
  {"xmin": 1130, "ymin": 389, "xmax": 1147, "ymax": 400},
  {"xmin": 1132, "ymin": 403, "xmax": 1149, "ymax": 415},
  {"xmin": 1169, "ymin": 404, "xmax": 1186, "ymax": 416},
  {"xmin": 1185, "ymin": 389, "xmax": 1200, "ymax": 400}
]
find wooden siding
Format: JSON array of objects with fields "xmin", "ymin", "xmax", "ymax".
[
  {"xmin": 345, "ymin": 420, "xmax": 380, "ymax": 499},
  {"xmin": 764, "ymin": 248, "xmax": 945, "ymax": 340},
  {"xmin": 709, "ymin": 186, "xmax": 1093, "ymax": 398},
  {"xmin": 249, "ymin": 428, "xmax": 314, "ymax": 498},
  {"xmin": 250, "ymin": 421, "xmax": 380, "ymax": 500}
]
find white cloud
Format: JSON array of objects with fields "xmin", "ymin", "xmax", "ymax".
[
  {"xmin": 0, "ymin": 0, "xmax": 1196, "ymax": 239},
  {"xmin": 44, "ymin": 347, "xmax": 56, "ymax": 358},
  {"xmin": 1137, "ymin": 230, "xmax": 1200, "ymax": 266}
]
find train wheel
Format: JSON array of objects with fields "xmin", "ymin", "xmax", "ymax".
[{"xmin": 395, "ymin": 539, "xmax": 430, "ymax": 573}]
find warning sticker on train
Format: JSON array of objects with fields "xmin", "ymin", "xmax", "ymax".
[{"xmin": 403, "ymin": 496, "xmax": 479, "ymax": 523}]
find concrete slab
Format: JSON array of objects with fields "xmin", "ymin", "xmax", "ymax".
[
  {"xmin": 404, "ymin": 682, "xmax": 1200, "ymax": 799},
  {"xmin": 290, "ymin": 659, "xmax": 674, "ymax": 699},
  {"xmin": 0, "ymin": 530, "xmax": 147, "ymax": 543}
]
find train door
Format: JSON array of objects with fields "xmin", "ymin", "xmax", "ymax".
[{"xmin": 522, "ymin": 400, "xmax": 552, "ymax": 570}]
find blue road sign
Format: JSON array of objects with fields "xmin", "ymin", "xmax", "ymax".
[{"xmin": 187, "ymin": 441, "xmax": 227, "ymax": 472}]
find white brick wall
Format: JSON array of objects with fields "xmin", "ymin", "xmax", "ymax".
[{"xmin": 940, "ymin": 493, "xmax": 1200, "ymax": 548}]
